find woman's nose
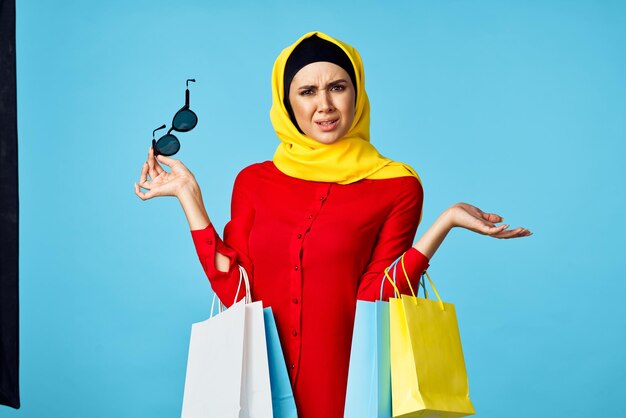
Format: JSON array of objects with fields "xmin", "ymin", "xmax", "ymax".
[{"xmin": 317, "ymin": 91, "xmax": 334, "ymax": 112}]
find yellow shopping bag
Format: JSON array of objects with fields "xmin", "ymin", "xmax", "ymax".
[{"xmin": 387, "ymin": 256, "xmax": 475, "ymax": 417}]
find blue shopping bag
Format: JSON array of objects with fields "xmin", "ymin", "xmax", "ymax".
[
  {"xmin": 345, "ymin": 256, "xmax": 406, "ymax": 418},
  {"xmin": 344, "ymin": 300, "xmax": 391, "ymax": 418},
  {"xmin": 263, "ymin": 307, "xmax": 298, "ymax": 418}
]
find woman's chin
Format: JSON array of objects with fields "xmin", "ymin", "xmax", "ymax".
[{"xmin": 308, "ymin": 128, "xmax": 349, "ymax": 145}]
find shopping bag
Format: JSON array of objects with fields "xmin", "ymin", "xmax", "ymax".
[
  {"xmin": 181, "ymin": 266, "xmax": 273, "ymax": 418},
  {"xmin": 344, "ymin": 300, "xmax": 391, "ymax": 418},
  {"xmin": 263, "ymin": 307, "xmax": 298, "ymax": 417},
  {"xmin": 389, "ymin": 261, "xmax": 475, "ymax": 418},
  {"xmin": 344, "ymin": 256, "xmax": 404, "ymax": 418},
  {"xmin": 181, "ymin": 299, "xmax": 245, "ymax": 417},
  {"xmin": 242, "ymin": 300, "xmax": 273, "ymax": 417}
]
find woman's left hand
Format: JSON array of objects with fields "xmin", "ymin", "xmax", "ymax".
[
  {"xmin": 413, "ymin": 202, "xmax": 531, "ymax": 259},
  {"xmin": 444, "ymin": 202, "xmax": 531, "ymax": 239}
]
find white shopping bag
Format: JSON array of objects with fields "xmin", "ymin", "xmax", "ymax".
[
  {"xmin": 181, "ymin": 266, "xmax": 273, "ymax": 418},
  {"xmin": 241, "ymin": 301, "xmax": 272, "ymax": 417}
]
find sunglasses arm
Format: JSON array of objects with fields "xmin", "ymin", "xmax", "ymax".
[
  {"xmin": 153, "ymin": 124, "xmax": 166, "ymax": 139},
  {"xmin": 151, "ymin": 139, "xmax": 160, "ymax": 156},
  {"xmin": 184, "ymin": 78, "xmax": 195, "ymax": 108}
]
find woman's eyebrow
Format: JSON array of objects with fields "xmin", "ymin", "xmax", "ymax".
[
  {"xmin": 328, "ymin": 79, "xmax": 348, "ymax": 87},
  {"xmin": 297, "ymin": 79, "xmax": 349, "ymax": 90}
]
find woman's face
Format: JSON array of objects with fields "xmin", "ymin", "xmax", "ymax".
[{"xmin": 288, "ymin": 61, "xmax": 356, "ymax": 145}]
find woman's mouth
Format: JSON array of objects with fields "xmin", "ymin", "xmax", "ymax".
[{"xmin": 315, "ymin": 119, "xmax": 339, "ymax": 132}]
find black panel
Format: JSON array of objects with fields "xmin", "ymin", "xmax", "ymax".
[{"xmin": 0, "ymin": 0, "xmax": 20, "ymax": 409}]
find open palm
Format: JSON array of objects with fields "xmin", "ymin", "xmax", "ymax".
[{"xmin": 449, "ymin": 202, "xmax": 531, "ymax": 239}]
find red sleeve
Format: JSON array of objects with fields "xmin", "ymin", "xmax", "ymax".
[
  {"xmin": 190, "ymin": 169, "xmax": 255, "ymax": 307},
  {"xmin": 356, "ymin": 176, "xmax": 430, "ymax": 301}
]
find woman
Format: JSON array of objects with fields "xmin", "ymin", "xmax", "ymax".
[{"xmin": 135, "ymin": 31, "xmax": 531, "ymax": 417}]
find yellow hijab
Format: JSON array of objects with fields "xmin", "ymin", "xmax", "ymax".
[{"xmin": 270, "ymin": 31, "xmax": 419, "ymax": 185}]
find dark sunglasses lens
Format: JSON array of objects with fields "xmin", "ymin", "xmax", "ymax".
[
  {"xmin": 172, "ymin": 109, "xmax": 198, "ymax": 132},
  {"xmin": 155, "ymin": 134, "xmax": 180, "ymax": 156}
]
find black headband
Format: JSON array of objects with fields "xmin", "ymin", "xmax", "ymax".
[{"xmin": 283, "ymin": 35, "xmax": 357, "ymax": 132}]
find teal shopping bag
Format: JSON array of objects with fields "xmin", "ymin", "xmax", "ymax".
[
  {"xmin": 344, "ymin": 257, "xmax": 406, "ymax": 418},
  {"xmin": 263, "ymin": 307, "xmax": 298, "ymax": 418},
  {"xmin": 344, "ymin": 300, "xmax": 392, "ymax": 417}
]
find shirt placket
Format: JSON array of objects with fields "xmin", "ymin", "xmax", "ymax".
[{"xmin": 288, "ymin": 182, "xmax": 332, "ymax": 384}]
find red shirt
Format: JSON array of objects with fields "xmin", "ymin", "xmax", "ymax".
[{"xmin": 191, "ymin": 161, "xmax": 429, "ymax": 417}]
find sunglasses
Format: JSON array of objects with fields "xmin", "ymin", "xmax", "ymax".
[{"xmin": 152, "ymin": 79, "xmax": 198, "ymax": 156}]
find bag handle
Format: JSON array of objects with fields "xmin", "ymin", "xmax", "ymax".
[
  {"xmin": 237, "ymin": 265, "xmax": 252, "ymax": 304},
  {"xmin": 210, "ymin": 293, "xmax": 225, "ymax": 318},
  {"xmin": 389, "ymin": 253, "xmax": 446, "ymax": 311},
  {"xmin": 413, "ymin": 269, "xmax": 444, "ymax": 310},
  {"xmin": 419, "ymin": 272, "xmax": 429, "ymax": 299},
  {"xmin": 384, "ymin": 252, "xmax": 417, "ymax": 299},
  {"xmin": 381, "ymin": 256, "xmax": 401, "ymax": 300},
  {"xmin": 209, "ymin": 264, "xmax": 252, "ymax": 318},
  {"xmin": 380, "ymin": 253, "xmax": 401, "ymax": 300},
  {"xmin": 399, "ymin": 254, "xmax": 416, "ymax": 297}
]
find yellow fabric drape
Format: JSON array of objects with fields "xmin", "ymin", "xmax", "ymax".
[{"xmin": 270, "ymin": 31, "xmax": 420, "ymax": 185}]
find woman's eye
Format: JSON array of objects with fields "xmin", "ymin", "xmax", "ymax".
[
  {"xmin": 300, "ymin": 89, "xmax": 314, "ymax": 96},
  {"xmin": 331, "ymin": 84, "xmax": 346, "ymax": 91}
]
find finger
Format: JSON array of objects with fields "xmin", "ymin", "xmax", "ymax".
[
  {"xmin": 147, "ymin": 146, "xmax": 165, "ymax": 173},
  {"xmin": 135, "ymin": 182, "xmax": 148, "ymax": 199},
  {"xmin": 156, "ymin": 154, "xmax": 179, "ymax": 168},
  {"xmin": 134, "ymin": 182, "xmax": 157, "ymax": 200},
  {"xmin": 482, "ymin": 212, "xmax": 504, "ymax": 224},
  {"xmin": 514, "ymin": 227, "xmax": 533, "ymax": 237},
  {"xmin": 151, "ymin": 147, "xmax": 165, "ymax": 174},
  {"xmin": 491, "ymin": 227, "xmax": 528, "ymax": 239},
  {"xmin": 498, "ymin": 231, "xmax": 522, "ymax": 239},
  {"xmin": 135, "ymin": 173, "xmax": 153, "ymax": 190},
  {"xmin": 478, "ymin": 223, "xmax": 509, "ymax": 235},
  {"xmin": 514, "ymin": 228, "xmax": 533, "ymax": 238},
  {"xmin": 138, "ymin": 179, "xmax": 152, "ymax": 190},
  {"xmin": 137, "ymin": 163, "xmax": 154, "ymax": 191},
  {"xmin": 470, "ymin": 223, "xmax": 508, "ymax": 237},
  {"xmin": 147, "ymin": 148, "xmax": 162, "ymax": 179},
  {"xmin": 139, "ymin": 161, "xmax": 149, "ymax": 184}
]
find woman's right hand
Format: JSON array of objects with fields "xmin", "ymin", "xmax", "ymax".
[{"xmin": 134, "ymin": 146, "xmax": 197, "ymax": 201}]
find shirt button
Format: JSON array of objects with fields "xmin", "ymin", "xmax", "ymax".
[
  {"xmin": 292, "ymin": 330, "xmax": 298, "ymax": 336},
  {"xmin": 319, "ymin": 196, "xmax": 325, "ymax": 201},
  {"xmin": 308, "ymin": 214, "xmax": 313, "ymax": 219},
  {"xmin": 292, "ymin": 298, "xmax": 299, "ymax": 304},
  {"xmin": 297, "ymin": 233, "xmax": 302, "ymax": 239},
  {"xmin": 294, "ymin": 265, "xmax": 299, "ymax": 271},
  {"xmin": 291, "ymin": 363, "xmax": 295, "ymax": 369}
]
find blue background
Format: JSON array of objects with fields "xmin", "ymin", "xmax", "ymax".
[{"xmin": 6, "ymin": 0, "xmax": 625, "ymax": 416}]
